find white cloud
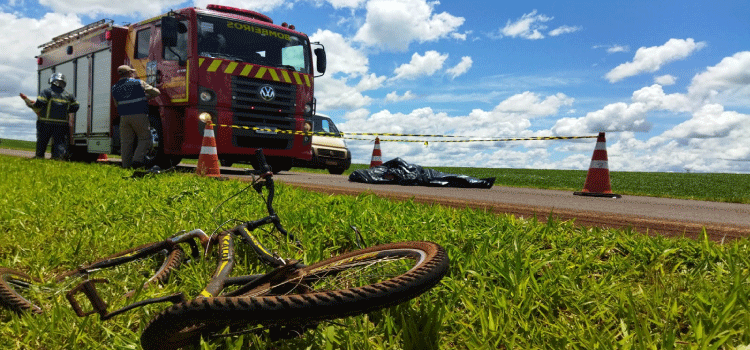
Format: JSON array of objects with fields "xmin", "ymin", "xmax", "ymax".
[
  {"xmin": 605, "ymin": 113, "xmax": 750, "ymax": 173},
  {"xmin": 688, "ymin": 51, "xmax": 750, "ymax": 104},
  {"xmin": 494, "ymin": 92, "xmax": 574, "ymax": 117},
  {"xmin": 661, "ymin": 104, "xmax": 748, "ymax": 139},
  {"xmin": 355, "ymin": 73, "xmax": 387, "ymax": 91},
  {"xmin": 353, "ymin": 0, "xmax": 465, "ymax": 51},
  {"xmin": 548, "ymin": 25, "xmax": 581, "ymax": 36},
  {"xmin": 0, "ymin": 96, "xmax": 36, "ymax": 141},
  {"xmin": 315, "ymin": 76, "xmax": 373, "ymax": 110},
  {"xmin": 309, "ymin": 29, "xmax": 369, "ymax": 77},
  {"xmin": 193, "ymin": 0, "xmax": 289, "ymax": 13},
  {"xmin": 500, "ymin": 10, "xmax": 552, "ymax": 40},
  {"xmin": 322, "ymin": 0, "xmax": 367, "ymax": 9},
  {"xmin": 593, "ymin": 44, "xmax": 629, "ymax": 53},
  {"xmin": 385, "ymin": 91, "xmax": 416, "ymax": 102},
  {"xmin": 0, "ymin": 12, "xmax": 85, "ymax": 141},
  {"xmin": 605, "ymin": 38, "xmax": 707, "ymax": 83},
  {"xmin": 654, "ymin": 74, "xmax": 677, "ymax": 85},
  {"xmin": 552, "ymin": 84, "xmax": 695, "ymax": 135},
  {"xmin": 40, "ymin": 0, "xmax": 185, "ymax": 17},
  {"xmin": 607, "ymin": 45, "xmax": 629, "ymax": 53},
  {"xmin": 392, "ymin": 51, "xmax": 449, "ymax": 80},
  {"xmin": 553, "ymin": 102, "xmax": 652, "ymax": 134},
  {"xmin": 451, "ymin": 32, "xmax": 468, "ymax": 40},
  {"xmin": 630, "ymin": 84, "xmax": 692, "ymax": 112},
  {"xmin": 338, "ymin": 92, "xmax": 576, "ymax": 166},
  {"xmin": 446, "ymin": 56, "xmax": 473, "ymax": 79},
  {"xmin": 0, "ymin": 12, "xmax": 83, "ymax": 94}
]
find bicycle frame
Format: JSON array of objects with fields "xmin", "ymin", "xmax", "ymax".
[
  {"xmin": 65, "ymin": 228, "xmax": 210, "ymax": 320},
  {"xmin": 67, "ymin": 149, "xmax": 304, "ymax": 319}
]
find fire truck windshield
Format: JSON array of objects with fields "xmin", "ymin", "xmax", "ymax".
[{"xmin": 197, "ymin": 14, "xmax": 311, "ymax": 74}]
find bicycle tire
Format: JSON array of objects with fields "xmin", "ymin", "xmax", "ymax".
[
  {"xmin": 0, "ymin": 268, "xmax": 43, "ymax": 314},
  {"xmin": 141, "ymin": 241, "xmax": 449, "ymax": 350}
]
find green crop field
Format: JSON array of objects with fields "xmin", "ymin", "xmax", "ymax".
[{"xmin": 1, "ymin": 154, "xmax": 749, "ymax": 349}]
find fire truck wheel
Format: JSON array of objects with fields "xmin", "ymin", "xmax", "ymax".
[
  {"xmin": 145, "ymin": 116, "xmax": 174, "ymax": 169},
  {"xmin": 268, "ymin": 158, "xmax": 292, "ymax": 174},
  {"xmin": 68, "ymin": 146, "xmax": 100, "ymax": 163}
]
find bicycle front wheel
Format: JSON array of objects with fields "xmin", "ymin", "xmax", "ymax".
[{"xmin": 141, "ymin": 241, "xmax": 449, "ymax": 350}]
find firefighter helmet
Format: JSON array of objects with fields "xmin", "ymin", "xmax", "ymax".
[{"xmin": 49, "ymin": 73, "xmax": 66, "ymax": 88}]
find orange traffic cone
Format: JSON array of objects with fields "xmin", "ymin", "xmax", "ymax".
[
  {"xmin": 97, "ymin": 153, "xmax": 108, "ymax": 162},
  {"xmin": 574, "ymin": 132, "xmax": 621, "ymax": 198},
  {"xmin": 196, "ymin": 122, "xmax": 221, "ymax": 177},
  {"xmin": 370, "ymin": 137, "xmax": 383, "ymax": 168}
]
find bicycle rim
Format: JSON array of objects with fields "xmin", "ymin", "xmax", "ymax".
[{"xmin": 140, "ymin": 241, "xmax": 449, "ymax": 350}]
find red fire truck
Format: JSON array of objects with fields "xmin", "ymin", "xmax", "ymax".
[{"xmin": 36, "ymin": 4, "xmax": 326, "ymax": 171}]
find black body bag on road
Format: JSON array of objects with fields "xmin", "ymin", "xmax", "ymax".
[{"xmin": 349, "ymin": 158, "xmax": 496, "ymax": 189}]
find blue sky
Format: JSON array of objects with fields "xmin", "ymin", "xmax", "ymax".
[{"xmin": 1, "ymin": 0, "xmax": 749, "ymax": 173}]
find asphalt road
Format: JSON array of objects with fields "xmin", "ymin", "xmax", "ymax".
[
  {"xmin": 266, "ymin": 171, "xmax": 750, "ymax": 241},
  {"xmin": 4, "ymin": 148, "xmax": 748, "ymax": 241}
]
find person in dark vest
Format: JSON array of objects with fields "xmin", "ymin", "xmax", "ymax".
[
  {"xmin": 111, "ymin": 65, "xmax": 160, "ymax": 168},
  {"xmin": 31, "ymin": 73, "xmax": 79, "ymax": 159}
]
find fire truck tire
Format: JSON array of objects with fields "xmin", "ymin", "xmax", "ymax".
[
  {"xmin": 219, "ymin": 158, "xmax": 234, "ymax": 167},
  {"xmin": 267, "ymin": 158, "xmax": 292, "ymax": 174},
  {"xmin": 169, "ymin": 157, "xmax": 183, "ymax": 167},
  {"xmin": 146, "ymin": 116, "xmax": 175, "ymax": 169},
  {"xmin": 67, "ymin": 146, "xmax": 100, "ymax": 163},
  {"xmin": 327, "ymin": 167, "xmax": 345, "ymax": 175}
]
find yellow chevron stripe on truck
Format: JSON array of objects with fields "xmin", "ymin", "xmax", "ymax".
[{"xmin": 198, "ymin": 58, "xmax": 311, "ymax": 87}]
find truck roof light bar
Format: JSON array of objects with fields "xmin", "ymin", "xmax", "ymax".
[
  {"xmin": 39, "ymin": 19, "xmax": 114, "ymax": 52},
  {"xmin": 206, "ymin": 4, "xmax": 273, "ymax": 24}
]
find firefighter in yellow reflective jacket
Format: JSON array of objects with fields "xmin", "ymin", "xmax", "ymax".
[{"xmin": 32, "ymin": 73, "xmax": 79, "ymax": 159}]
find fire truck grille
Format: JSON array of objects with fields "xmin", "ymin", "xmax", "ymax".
[{"xmin": 231, "ymin": 76, "xmax": 298, "ymax": 149}]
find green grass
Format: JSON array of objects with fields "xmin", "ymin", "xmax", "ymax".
[
  {"xmin": 1, "ymin": 155, "xmax": 750, "ymax": 349},
  {"xmin": 5, "ymin": 138, "xmax": 749, "ymax": 203},
  {"xmin": 0, "ymin": 138, "xmax": 40, "ymax": 151}
]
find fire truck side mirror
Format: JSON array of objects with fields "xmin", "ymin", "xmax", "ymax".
[
  {"xmin": 314, "ymin": 48, "xmax": 326, "ymax": 75},
  {"xmin": 162, "ymin": 16, "xmax": 179, "ymax": 47}
]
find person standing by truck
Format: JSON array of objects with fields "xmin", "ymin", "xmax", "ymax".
[
  {"xmin": 30, "ymin": 73, "xmax": 79, "ymax": 159},
  {"xmin": 111, "ymin": 65, "xmax": 160, "ymax": 168}
]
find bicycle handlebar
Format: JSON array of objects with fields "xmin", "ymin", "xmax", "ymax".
[{"xmin": 251, "ymin": 150, "xmax": 301, "ymax": 249}]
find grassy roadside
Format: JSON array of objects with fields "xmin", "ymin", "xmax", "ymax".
[
  {"xmin": 3, "ymin": 138, "xmax": 749, "ymax": 203},
  {"xmin": 0, "ymin": 155, "xmax": 749, "ymax": 349}
]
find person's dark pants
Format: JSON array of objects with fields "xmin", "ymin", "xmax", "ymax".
[{"xmin": 36, "ymin": 121, "xmax": 69, "ymax": 159}]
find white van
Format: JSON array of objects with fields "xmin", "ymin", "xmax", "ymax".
[{"xmin": 294, "ymin": 114, "xmax": 351, "ymax": 174}]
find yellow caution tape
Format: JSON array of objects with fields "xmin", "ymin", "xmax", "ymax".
[
  {"xmin": 211, "ymin": 123, "xmax": 597, "ymax": 143},
  {"xmin": 342, "ymin": 136, "xmax": 598, "ymax": 143}
]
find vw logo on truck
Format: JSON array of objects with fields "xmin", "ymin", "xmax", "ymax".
[{"xmin": 259, "ymin": 85, "xmax": 275, "ymax": 102}]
